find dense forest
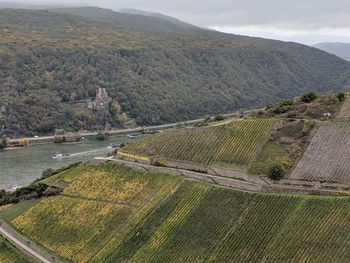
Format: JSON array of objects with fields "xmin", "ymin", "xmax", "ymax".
[{"xmin": 0, "ymin": 8, "xmax": 350, "ymax": 136}]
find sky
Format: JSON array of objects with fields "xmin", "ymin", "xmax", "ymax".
[{"xmin": 2, "ymin": 0, "xmax": 350, "ymax": 45}]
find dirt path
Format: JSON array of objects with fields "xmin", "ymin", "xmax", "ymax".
[
  {"xmin": 0, "ymin": 221, "xmax": 57, "ymax": 263},
  {"xmin": 60, "ymin": 194, "xmax": 135, "ymax": 207},
  {"xmin": 95, "ymin": 157, "xmax": 350, "ymax": 196}
]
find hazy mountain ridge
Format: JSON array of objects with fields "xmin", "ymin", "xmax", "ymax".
[
  {"xmin": 0, "ymin": 8, "xmax": 349, "ymax": 136},
  {"xmin": 313, "ymin": 42, "xmax": 350, "ymax": 62},
  {"xmin": 119, "ymin": 8, "xmax": 199, "ymax": 30},
  {"xmin": 52, "ymin": 6, "xmax": 203, "ymax": 34}
]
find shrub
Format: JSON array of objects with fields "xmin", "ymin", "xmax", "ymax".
[
  {"xmin": 204, "ymin": 116, "xmax": 211, "ymax": 123},
  {"xmin": 53, "ymin": 135, "xmax": 65, "ymax": 143},
  {"xmin": 154, "ymin": 160, "xmax": 168, "ymax": 167},
  {"xmin": 41, "ymin": 168, "xmax": 55, "ymax": 180},
  {"xmin": 214, "ymin": 115, "xmax": 226, "ymax": 121},
  {"xmin": 337, "ymin": 92, "xmax": 346, "ymax": 102},
  {"xmin": 268, "ymin": 163, "xmax": 286, "ymax": 180},
  {"xmin": 0, "ymin": 141, "xmax": 4, "ymax": 150},
  {"xmin": 280, "ymin": 99, "xmax": 293, "ymax": 106},
  {"xmin": 95, "ymin": 132, "xmax": 108, "ymax": 141},
  {"xmin": 194, "ymin": 122, "xmax": 208, "ymax": 127},
  {"xmin": 1, "ymin": 137, "xmax": 8, "ymax": 148},
  {"xmin": 272, "ymin": 106, "xmax": 291, "ymax": 115},
  {"xmin": 301, "ymin": 92, "xmax": 317, "ymax": 103}
]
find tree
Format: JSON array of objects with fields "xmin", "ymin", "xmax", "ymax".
[
  {"xmin": 2, "ymin": 137, "xmax": 8, "ymax": 148},
  {"xmin": 337, "ymin": 92, "xmax": 346, "ymax": 102},
  {"xmin": 301, "ymin": 92, "xmax": 318, "ymax": 103},
  {"xmin": 268, "ymin": 163, "xmax": 286, "ymax": 180},
  {"xmin": 95, "ymin": 131, "xmax": 108, "ymax": 141}
]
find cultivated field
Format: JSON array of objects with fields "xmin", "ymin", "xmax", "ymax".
[
  {"xmin": 0, "ymin": 236, "xmax": 31, "ymax": 263},
  {"xmin": 337, "ymin": 96, "xmax": 350, "ymax": 120},
  {"xmin": 10, "ymin": 163, "xmax": 350, "ymax": 263},
  {"xmin": 13, "ymin": 164, "xmax": 182, "ymax": 262},
  {"xmin": 291, "ymin": 122, "xmax": 350, "ymax": 182},
  {"xmin": 122, "ymin": 119, "xmax": 277, "ymax": 167}
]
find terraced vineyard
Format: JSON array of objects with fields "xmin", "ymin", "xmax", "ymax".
[
  {"xmin": 291, "ymin": 122, "xmax": 350, "ymax": 182},
  {"xmin": 122, "ymin": 119, "xmax": 277, "ymax": 167},
  {"xmin": 0, "ymin": 236, "xmax": 31, "ymax": 263},
  {"xmin": 9, "ymin": 163, "xmax": 350, "ymax": 263}
]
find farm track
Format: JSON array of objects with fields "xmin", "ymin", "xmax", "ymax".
[
  {"xmin": 60, "ymin": 194, "xmax": 135, "ymax": 207},
  {"xmin": 0, "ymin": 220, "xmax": 57, "ymax": 263},
  {"xmin": 96, "ymin": 158, "xmax": 350, "ymax": 196}
]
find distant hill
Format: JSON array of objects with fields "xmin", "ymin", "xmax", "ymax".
[
  {"xmin": 119, "ymin": 8, "xmax": 199, "ymax": 30},
  {"xmin": 0, "ymin": 8, "xmax": 350, "ymax": 137},
  {"xmin": 313, "ymin": 42, "xmax": 350, "ymax": 62},
  {"xmin": 52, "ymin": 7, "xmax": 202, "ymax": 34}
]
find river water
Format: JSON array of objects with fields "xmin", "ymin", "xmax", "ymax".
[{"xmin": 0, "ymin": 135, "xmax": 144, "ymax": 191}]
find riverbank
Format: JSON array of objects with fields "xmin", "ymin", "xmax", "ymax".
[{"xmin": 0, "ymin": 135, "xmax": 146, "ymax": 191}]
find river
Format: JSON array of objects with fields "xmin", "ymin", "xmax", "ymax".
[{"xmin": 0, "ymin": 135, "xmax": 145, "ymax": 191}]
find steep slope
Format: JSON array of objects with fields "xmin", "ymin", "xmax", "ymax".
[
  {"xmin": 291, "ymin": 122, "xmax": 350, "ymax": 182},
  {"xmin": 9, "ymin": 163, "xmax": 350, "ymax": 263},
  {"xmin": 121, "ymin": 119, "xmax": 277, "ymax": 168},
  {"xmin": 314, "ymin": 42, "xmax": 350, "ymax": 62},
  {"xmin": 0, "ymin": 9, "xmax": 350, "ymax": 136}
]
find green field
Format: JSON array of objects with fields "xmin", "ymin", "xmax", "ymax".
[
  {"xmin": 0, "ymin": 236, "xmax": 32, "ymax": 263},
  {"xmin": 9, "ymin": 163, "xmax": 350, "ymax": 263},
  {"xmin": 123, "ymin": 119, "xmax": 277, "ymax": 168}
]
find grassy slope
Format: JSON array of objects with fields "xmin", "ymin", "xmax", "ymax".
[
  {"xmin": 122, "ymin": 119, "xmax": 277, "ymax": 168},
  {"xmin": 0, "ymin": 237, "xmax": 32, "ymax": 263},
  {"xmin": 9, "ymin": 163, "xmax": 350, "ymax": 263}
]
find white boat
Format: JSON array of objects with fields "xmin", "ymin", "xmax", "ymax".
[{"xmin": 52, "ymin": 153, "xmax": 70, "ymax": 159}]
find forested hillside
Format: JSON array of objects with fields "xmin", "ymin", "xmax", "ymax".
[{"xmin": 0, "ymin": 8, "xmax": 350, "ymax": 136}]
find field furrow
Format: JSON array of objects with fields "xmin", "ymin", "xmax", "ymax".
[{"xmin": 291, "ymin": 122, "xmax": 350, "ymax": 182}]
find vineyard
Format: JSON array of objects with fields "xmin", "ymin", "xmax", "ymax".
[
  {"xmin": 291, "ymin": 122, "xmax": 350, "ymax": 182},
  {"xmin": 12, "ymin": 163, "xmax": 182, "ymax": 262},
  {"xmin": 0, "ymin": 236, "xmax": 31, "ymax": 263},
  {"xmin": 122, "ymin": 119, "xmax": 277, "ymax": 167},
  {"xmin": 337, "ymin": 96, "xmax": 350, "ymax": 120},
  {"xmin": 8, "ymin": 163, "xmax": 350, "ymax": 262}
]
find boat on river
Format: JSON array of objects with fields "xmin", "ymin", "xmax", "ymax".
[{"xmin": 52, "ymin": 153, "xmax": 70, "ymax": 159}]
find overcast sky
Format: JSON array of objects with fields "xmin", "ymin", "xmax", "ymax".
[{"xmin": 2, "ymin": 0, "xmax": 350, "ymax": 44}]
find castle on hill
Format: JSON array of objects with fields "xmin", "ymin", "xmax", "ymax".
[{"xmin": 89, "ymin": 88, "xmax": 112, "ymax": 111}]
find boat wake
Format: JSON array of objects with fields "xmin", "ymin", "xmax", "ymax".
[{"xmin": 68, "ymin": 148, "xmax": 109, "ymax": 157}]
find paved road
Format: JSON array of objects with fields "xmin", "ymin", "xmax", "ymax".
[
  {"xmin": 0, "ymin": 223, "xmax": 55, "ymax": 263},
  {"xmin": 9, "ymin": 113, "xmax": 239, "ymax": 143}
]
